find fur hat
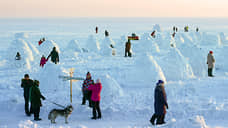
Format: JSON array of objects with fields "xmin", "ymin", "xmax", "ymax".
[{"xmin": 96, "ymin": 79, "xmax": 101, "ymax": 84}]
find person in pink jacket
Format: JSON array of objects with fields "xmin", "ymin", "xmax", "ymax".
[
  {"xmin": 40, "ymin": 55, "xmax": 48, "ymax": 68},
  {"xmin": 88, "ymin": 79, "xmax": 102, "ymax": 120}
]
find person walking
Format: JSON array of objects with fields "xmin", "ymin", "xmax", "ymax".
[
  {"xmin": 125, "ymin": 39, "xmax": 132, "ymax": 57},
  {"xmin": 88, "ymin": 79, "xmax": 102, "ymax": 119},
  {"xmin": 30, "ymin": 80, "xmax": 45, "ymax": 121},
  {"xmin": 207, "ymin": 51, "xmax": 215, "ymax": 77},
  {"xmin": 47, "ymin": 47, "xmax": 59, "ymax": 64},
  {"xmin": 81, "ymin": 72, "xmax": 94, "ymax": 107},
  {"xmin": 150, "ymin": 80, "xmax": 168, "ymax": 125},
  {"xmin": 21, "ymin": 74, "xmax": 33, "ymax": 116},
  {"xmin": 95, "ymin": 26, "xmax": 98, "ymax": 34}
]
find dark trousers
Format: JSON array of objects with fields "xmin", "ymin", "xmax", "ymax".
[
  {"xmin": 208, "ymin": 68, "xmax": 213, "ymax": 76},
  {"xmin": 125, "ymin": 50, "xmax": 131, "ymax": 57},
  {"xmin": 150, "ymin": 114, "xmax": 165, "ymax": 125},
  {"xmin": 82, "ymin": 91, "xmax": 92, "ymax": 107},
  {"xmin": 33, "ymin": 106, "xmax": 40, "ymax": 119},
  {"xmin": 24, "ymin": 96, "xmax": 32, "ymax": 115},
  {"xmin": 92, "ymin": 101, "xmax": 101, "ymax": 118}
]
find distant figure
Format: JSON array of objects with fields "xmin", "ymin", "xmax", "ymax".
[
  {"xmin": 151, "ymin": 30, "xmax": 156, "ymax": 38},
  {"xmin": 88, "ymin": 79, "xmax": 102, "ymax": 120},
  {"xmin": 95, "ymin": 26, "xmax": 98, "ymax": 34},
  {"xmin": 172, "ymin": 32, "xmax": 176, "ymax": 38},
  {"xmin": 207, "ymin": 51, "xmax": 215, "ymax": 77},
  {"xmin": 21, "ymin": 74, "xmax": 33, "ymax": 116},
  {"xmin": 105, "ymin": 30, "xmax": 109, "ymax": 37},
  {"xmin": 196, "ymin": 27, "xmax": 199, "ymax": 32},
  {"xmin": 15, "ymin": 52, "xmax": 21, "ymax": 60},
  {"xmin": 30, "ymin": 80, "xmax": 45, "ymax": 121},
  {"xmin": 175, "ymin": 27, "xmax": 178, "ymax": 32},
  {"xmin": 82, "ymin": 72, "xmax": 94, "ymax": 107},
  {"xmin": 40, "ymin": 55, "xmax": 48, "ymax": 68},
  {"xmin": 47, "ymin": 47, "xmax": 59, "ymax": 64},
  {"xmin": 150, "ymin": 80, "xmax": 168, "ymax": 125},
  {"xmin": 125, "ymin": 39, "xmax": 132, "ymax": 57},
  {"xmin": 173, "ymin": 26, "xmax": 175, "ymax": 31},
  {"xmin": 184, "ymin": 26, "xmax": 189, "ymax": 32},
  {"xmin": 38, "ymin": 38, "xmax": 45, "ymax": 45}
]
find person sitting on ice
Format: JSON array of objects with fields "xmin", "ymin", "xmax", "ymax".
[
  {"xmin": 82, "ymin": 72, "xmax": 94, "ymax": 107},
  {"xmin": 207, "ymin": 51, "xmax": 215, "ymax": 77},
  {"xmin": 184, "ymin": 26, "xmax": 189, "ymax": 32},
  {"xmin": 38, "ymin": 38, "xmax": 45, "ymax": 45},
  {"xmin": 105, "ymin": 30, "xmax": 109, "ymax": 37},
  {"xmin": 150, "ymin": 80, "xmax": 168, "ymax": 125},
  {"xmin": 40, "ymin": 55, "xmax": 48, "ymax": 68},
  {"xmin": 151, "ymin": 30, "xmax": 156, "ymax": 38},
  {"xmin": 88, "ymin": 79, "xmax": 102, "ymax": 120},
  {"xmin": 47, "ymin": 47, "xmax": 59, "ymax": 64},
  {"xmin": 15, "ymin": 52, "xmax": 21, "ymax": 60}
]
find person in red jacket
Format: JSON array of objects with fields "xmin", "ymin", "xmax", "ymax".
[
  {"xmin": 40, "ymin": 55, "xmax": 48, "ymax": 67},
  {"xmin": 88, "ymin": 79, "xmax": 102, "ymax": 120}
]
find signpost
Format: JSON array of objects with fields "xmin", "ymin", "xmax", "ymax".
[{"xmin": 59, "ymin": 68, "xmax": 84, "ymax": 103}]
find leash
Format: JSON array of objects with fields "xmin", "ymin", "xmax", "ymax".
[{"xmin": 46, "ymin": 99, "xmax": 65, "ymax": 108}]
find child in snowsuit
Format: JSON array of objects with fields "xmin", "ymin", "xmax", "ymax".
[
  {"xmin": 151, "ymin": 31, "xmax": 156, "ymax": 38},
  {"xmin": 15, "ymin": 52, "xmax": 21, "ymax": 60},
  {"xmin": 88, "ymin": 79, "xmax": 102, "ymax": 119},
  {"xmin": 150, "ymin": 80, "xmax": 168, "ymax": 125},
  {"xmin": 30, "ymin": 80, "xmax": 45, "ymax": 121},
  {"xmin": 40, "ymin": 55, "xmax": 48, "ymax": 67}
]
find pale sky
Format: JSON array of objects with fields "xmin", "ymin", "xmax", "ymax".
[{"xmin": 0, "ymin": 0, "xmax": 228, "ymax": 18}]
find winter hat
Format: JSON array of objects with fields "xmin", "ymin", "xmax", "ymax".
[
  {"xmin": 34, "ymin": 80, "xmax": 40, "ymax": 86},
  {"xmin": 24, "ymin": 74, "xmax": 29, "ymax": 78},
  {"xmin": 209, "ymin": 51, "xmax": 213, "ymax": 54},
  {"xmin": 156, "ymin": 80, "xmax": 164, "ymax": 85}
]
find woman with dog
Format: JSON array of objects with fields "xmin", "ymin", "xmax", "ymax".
[
  {"xmin": 30, "ymin": 80, "xmax": 46, "ymax": 121},
  {"xmin": 88, "ymin": 79, "xmax": 102, "ymax": 120}
]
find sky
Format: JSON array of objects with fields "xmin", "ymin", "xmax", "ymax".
[{"xmin": 0, "ymin": 0, "xmax": 228, "ymax": 18}]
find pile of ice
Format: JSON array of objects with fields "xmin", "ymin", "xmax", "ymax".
[
  {"xmin": 63, "ymin": 40, "xmax": 82, "ymax": 59},
  {"xmin": 14, "ymin": 32, "xmax": 29, "ymax": 39},
  {"xmin": 157, "ymin": 47, "xmax": 194, "ymax": 80},
  {"xmin": 35, "ymin": 63, "xmax": 67, "ymax": 93},
  {"xmin": 100, "ymin": 37, "xmax": 116, "ymax": 56},
  {"xmin": 126, "ymin": 54, "xmax": 166, "ymax": 84},
  {"xmin": 200, "ymin": 32, "xmax": 219, "ymax": 47},
  {"xmin": 219, "ymin": 32, "xmax": 228, "ymax": 45},
  {"xmin": 84, "ymin": 35, "xmax": 100, "ymax": 53}
]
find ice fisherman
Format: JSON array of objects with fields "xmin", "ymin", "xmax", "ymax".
[
  {"xmin": 88, "ymin": 79, "xmax": 102, "ymax": 120},
  {"xmin": 207, "ymin": 51, "xmax": 215, "ymax": 77},
  {"xmin": 15, "ymin": 52, "xmax": 21, "ymax": 60},
  {"xmin": 40, "ymin": 55, "xmax": 48, "ymax": 67},
  {"xmin": 30, "ymin": 80, "xmax": 46, "ymax": 121},
  {"xmin": 150, "ymin": 80, "xmax": 168, "ymax": 125},
  {"xmin": 21, "ymin": 74, "xmax": 33, "ymax": 116},
  {"xmin": 47, "ymin": 47, "xmax": 59, "ymax": 64},
  {"xmin": 82, "ymin": 72, "xmax": 94, "ymax": 107},
  {"xmin": 125, "ymin": 39, "xmax": 132, "ymax": 57}
]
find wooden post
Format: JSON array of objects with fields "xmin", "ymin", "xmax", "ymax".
[{"xmin": 69, "ymin": 68, "xmax": 74, "ymax": 103}]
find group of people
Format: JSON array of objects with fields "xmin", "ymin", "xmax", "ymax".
[
  {"xmin": 39, "ymin": 47, "xmax": 59, "ymax": 67},
  {"xmin": 81, "ymin": 72, "xmax": 102, "ymax": 119},
  {"xmin": 21, "ymin": 74, "xmax": 45, "ymax": 121}
]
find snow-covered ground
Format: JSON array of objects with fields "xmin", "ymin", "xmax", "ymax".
[{"xmin": 0, "ymin": 18, "xmax": 228, "ymax": 128}]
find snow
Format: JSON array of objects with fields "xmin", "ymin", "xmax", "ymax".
[{"xmin": 0, "ymin": 18, "xmax": 228, "ymax": 128}]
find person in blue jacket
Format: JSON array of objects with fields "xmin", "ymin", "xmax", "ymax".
[{"xmin": 150, "ymin": 80, "xmax": 168, "ymax": 125}]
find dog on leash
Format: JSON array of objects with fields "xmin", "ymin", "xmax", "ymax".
[{"xmin": 48, "ymin": 105, "xmax": 74, "ymax": 124}]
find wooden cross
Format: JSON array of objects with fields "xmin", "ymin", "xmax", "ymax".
[{"xmin": 59, "ymin": 68, "xmax": 84, "ymax": 103}]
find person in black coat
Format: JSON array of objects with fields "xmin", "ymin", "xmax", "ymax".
[
  {"xmin": 150, "ymin": 80, "xmax": 168, "ymax": 125},
  {"xmin": 21, "ymin": 74, "xmax": 33, "ymax": 116},
  {"xmin": 47, "ymin": 47, "xmax": 59, "ymax": 64},
  {"xmin": 30, "ymin": 80, "xmax": 45, "ymax": 121}
]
